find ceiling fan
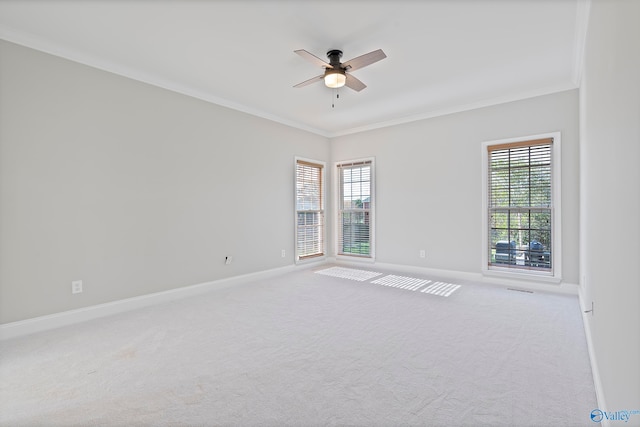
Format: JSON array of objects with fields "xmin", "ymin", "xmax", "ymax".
[{"xmin": 293, "ymin": 48, "xmax": 387, "ymax": 92}]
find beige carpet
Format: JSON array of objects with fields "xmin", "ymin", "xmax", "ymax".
[{"xmin": 0, "ymin": 265, "xmax": 597, "ymax": 426}]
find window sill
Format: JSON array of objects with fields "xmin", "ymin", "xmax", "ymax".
[
  {"xmin": 336, "ymin": 254, "xmax": 375, "ymax": 264},
  {"xmin": 295, "ymin": 255, "xmax": 327, "ymax": 265},
  {"xmin": 482, "ymin": 267, "xmax": 562, "ymax": 284}
]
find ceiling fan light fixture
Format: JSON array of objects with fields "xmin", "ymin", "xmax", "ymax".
[{"xmin": 324, "ymin": 70, "xmax": 346, "ymax": 88}]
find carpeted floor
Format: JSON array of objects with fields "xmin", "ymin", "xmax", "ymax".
[{"xmin": 0, "ymin": 265, "xmax": 597, "ymax": 426}]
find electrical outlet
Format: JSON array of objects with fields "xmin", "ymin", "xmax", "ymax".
[
  {"xmin": 584, "ymin": 301, "xmax": 594, "ymax": 316},
  {"xmin": 71, "ymin": 280, "xmax": 83, "ymax": 294},
  {"xmin": 281, "ymin": 249, "xmax": 286, "ymax": 258},
  {"xmin": 419, "ymin": 250, "xmax": 426, "ymax": 258},
  {"xmin": 225, "ymin": 256, "xmax": 233, "ymax": 265}
]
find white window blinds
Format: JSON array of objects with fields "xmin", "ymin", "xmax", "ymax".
[
  {"xmin": 488, "ymin": 138, "xmax": 553, "ymax": 272},
  {"xmin": 338, "ymin": 160, "xmax": 373, "ymax": 257},
  {"xmin": 296, "ymin": 160, "xmax": 324, "ymax": 260}
]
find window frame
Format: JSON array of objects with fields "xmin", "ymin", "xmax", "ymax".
[
  {"xmin": 481, "ymin": 132, "xmax": 562, "ymax": 282},
  {"xmin": 334, "ymin": 157, "xmax": 376, "ymax": 262},
  {"xmin": 294, "ymin": 157, "xmax": 326, "ymax": 264}
]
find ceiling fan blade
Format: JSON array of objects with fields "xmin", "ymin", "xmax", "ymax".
[
  {"xmin": 345, "ymin": 73, "xmax": 367, "ymax": 92},
  {"xmin": 294, "ymin": 49, "xmax": 332, "ymax": 69},
  {"xmin": 342, "ymin": 49, "xmax": 387, "ymax": 72},
  {"xmin": 293, "ymin": 74, "xmax": 324, "ymax": 88}
]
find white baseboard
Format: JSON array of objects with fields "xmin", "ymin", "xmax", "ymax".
[
  {"xmin": 579, "ymin": 288, "xmax": 609, "ymax": 427},
  {"xmin": 329, "ymin": 257, "xmax": 579, "ymax": 295},
  {"xmin": 0, "ymin": 259, "xmax": 578, "ymax": 341},
  {"xmin": 0, "ymin": 264, "xmax": 298, "ymax": 341}
]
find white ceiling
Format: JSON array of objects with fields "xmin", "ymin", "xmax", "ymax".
[{"xmin": 0, "ymin": 0, "xmax": 588, "ymax": 137}]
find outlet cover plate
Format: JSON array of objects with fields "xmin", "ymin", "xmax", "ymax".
[{"xmin": 71, "ymin": 280, "xmax": 83, "ymax": 294}]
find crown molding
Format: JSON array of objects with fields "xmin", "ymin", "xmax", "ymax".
[
  {"xmin": 0, "ymin": 26, "xmax": 331, "ymax": 138},
  {"xmin": 571, "ymin": 0, "xmax": 592, "ymax": 87}
]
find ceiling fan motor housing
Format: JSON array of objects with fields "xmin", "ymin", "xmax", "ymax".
[
  {"xmin": 326, "ymin": 49, "xmax": 344, "ymax": 68},
  {"xmin": 325, "ymin": 50, "xmax": 346, "ymax": 81}
]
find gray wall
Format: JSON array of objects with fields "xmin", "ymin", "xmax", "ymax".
[
  {"xmin": 0, "ymin": 40, "xmax": 329, "ymax": 323},
  {"xmin": 580, "ymin": 0, "xmax": 640, "ymax": 411},
  {"xmin": 0, "ymin": 40, "xmax": 581, "ymax": 325},
  {"xmin": 331, "ymin": 90, "xmax": 580, "ymax": 284}
]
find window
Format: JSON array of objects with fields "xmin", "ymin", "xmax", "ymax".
[
  {"xmin": 337, "ymin": 159, "xmax": 374, "ymax": 258},
  {"xmin": 483, "ymin": 134, "xmax": 561, "ymax": 279},
  {"xmin": 295, "ymin": 159, "xmax": 325, "ymax": 261}
]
